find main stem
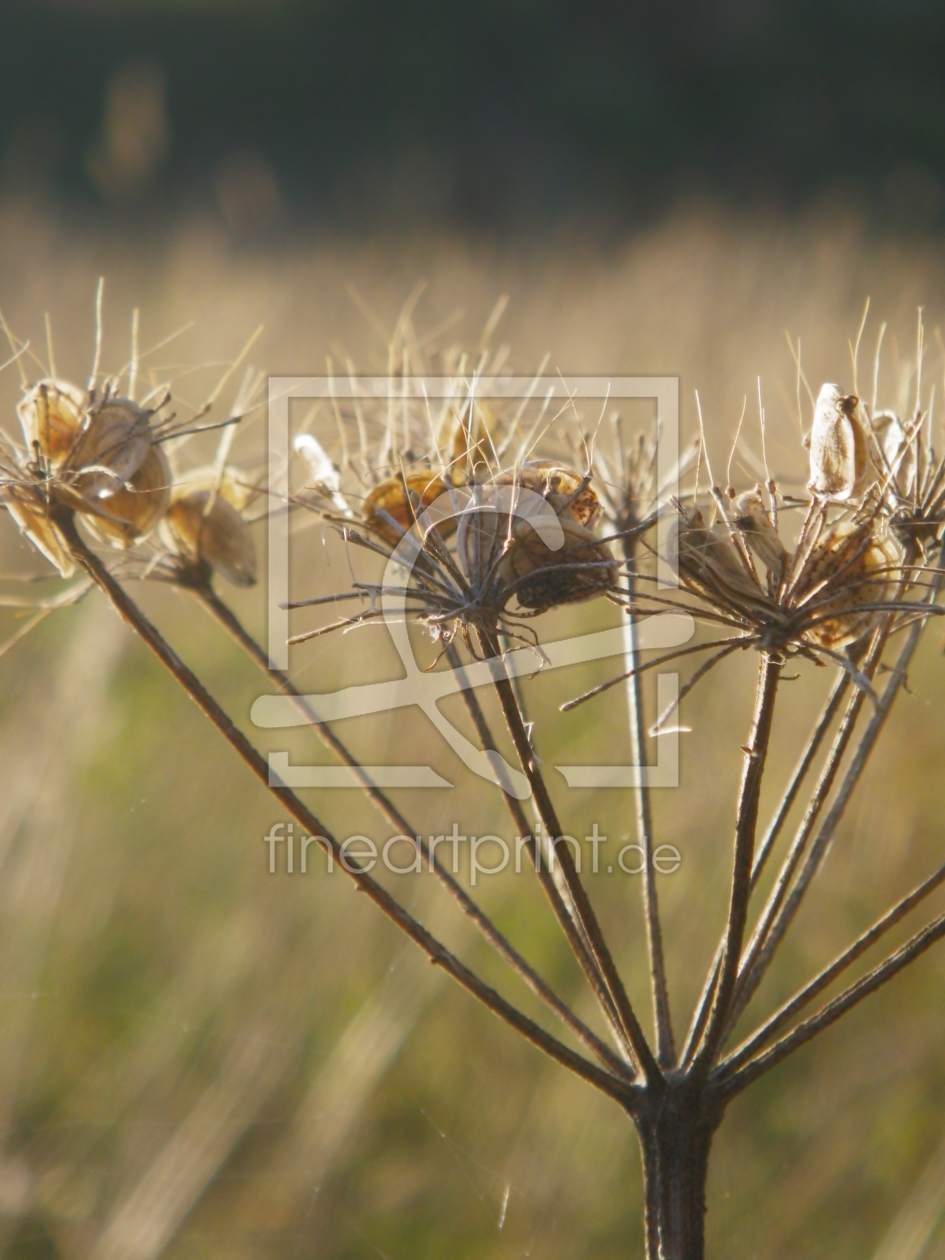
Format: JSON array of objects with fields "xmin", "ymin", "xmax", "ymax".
[{"xmin": 636, "ymin": 1082, "xmax": 720, "ymax": 1260}]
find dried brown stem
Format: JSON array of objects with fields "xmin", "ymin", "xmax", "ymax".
[
  {"xmin": 446, "ymin": 641, "xmax": 636, "ymax": 1063},
  {"xmin": 194, "ymin": 582, "xmax": 629, "ymax": 1078},
  {"xmin": 690, "ymin": 652, "xmax": 781, "ymax": 1078},
  {"xmin": 717, "ymin": 911, "xmax": 945, "ymax": 1099},
  {"xmin": 480, "ymin": 625, "xmax": 662, "ymax": 1085},
  {"xmin": 624, "ymin": 537, "xmax": 675, "ymax": 1068},
  {"xmin": 59, "ymin": 517, "xmax": 637, "ymax": 1107},
  {"xmin": 715, "ymin": 859, "xmax": 945, "ymax": 1083},
  {"xmin": 679, "ymin": 665, "xmax": 851, "ymax": 1064}
]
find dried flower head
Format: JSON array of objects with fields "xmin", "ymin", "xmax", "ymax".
[
  {"xmin": 456, "ymin": 470, "xmax": 618, "ymax": 610},
  {"xmin": 291, "ymin": 456, "xmax": 620, "ymax": 656},
  {"xmin": 2, "ymin": 380, "xmax": 173, "ymax": 574}
]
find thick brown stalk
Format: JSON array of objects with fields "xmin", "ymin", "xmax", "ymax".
[
  {"xmin": 195, "ymin": 583, "xmax": 628, "ymax": 1078},
  {"xmin": 637, "ymin": 1079, "xmax": 721, "ymax": 1260},
  {"xmin": 59, "ymin": 517, "xmax": 636, "ymax": 1107}
]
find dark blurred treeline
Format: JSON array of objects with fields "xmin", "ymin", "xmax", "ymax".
[{"xmin": 4, "ymin": 0, "xmax": 945, "ymax": 233}]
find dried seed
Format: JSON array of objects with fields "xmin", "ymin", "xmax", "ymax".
[
  {"xmin": 808, "ymin": 384, "xmax": 871, "ymax": 501},
  {"xmin": 3, "ymin": 489, "xmax": 75, "ymax": 577},
  {"xmin": 796, "ymin": 519, "xmax": 901, "ymax": 648},
  {"xmin": 161, "ymin": 487, "xmax": 257, "ymax": 586},
  {"xmin": 732, "ymin": 488, "xmax": 788, "ymax": 582},
  {"xmin": 17, "ymin": 378, "xmax": 86, "ymax": 467},
  {"xmin": 364, "ymin": 471, "xmax": 455, "ymax": 544},
  {"xmin": 83, "ymin": 444, "xmax": 172, "ymax": 548}
]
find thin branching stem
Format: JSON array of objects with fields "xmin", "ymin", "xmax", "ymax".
[
  {"xmin": 734, "ymin": 546, "xmax": 945, "ymax": 1014},
  {"xmin": 679, "ymin": 665, "xmax": 851, "ymax": 1063},
  {"xmin": 445, "ymin": 641, "xmax": 637, "ymax": 1063},
  {"xmin": 725, "ymin": 627, "xmax": 889, "ymax": 1028},
  {"xmin": 735, "ymin": 605, "xmax": 937, "ymax": 1013},
  {"xmin": 194, "ymin": 581, "xmax": 629, "ymax": 1078},
  {"xmin": 449, "ymin": 644, "xmax": 635, "ymax": 1064},
  {"xmin": 59, "ymin": 517, "xmax": 637, "ymax": 1107},
  {"xmin": 480, "ymin": 625, "xmax": 662, "ymax": 1085},
  {"xmin": 624, "ymin": 536, "xmax": 675, "ymax": 1067},
  {"xmin": 714, "ymin": 858, "xmax": 945, "ymax": 1083},
  {"xmin": 690, "ymin": 652, "xmax": 782, "ymax": 1079},
  {"xmin": 716, "ymin": 911, "xmax": 945, "ymax": 1100}
]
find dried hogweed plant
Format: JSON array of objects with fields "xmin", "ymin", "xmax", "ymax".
[{"xmin": 1, "ymin": 289, "xmax": 945, "ymax": 1260}]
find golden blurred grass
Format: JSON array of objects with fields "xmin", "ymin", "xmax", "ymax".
[{"xmin": 0, "ymin": 199, "xmax": 944, "ymax": 1258}]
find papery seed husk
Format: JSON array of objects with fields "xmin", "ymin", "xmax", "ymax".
[
  {"xmin": 808, "ymin": 383, "xmax": 871, "ymax": 501},
  {"xmin": 161, "ymin": 487, "xmax": 257, "ymax": 586},
  {"xmin": 68, "ymin": 397, "xmax": 152, "ymax": 492},
  {"xmin": 171, "ymin": 465, "xmax": 260, "ymax": 514},
  {"xmin": 82, "ymin": 444, "xmax": 172, "ymax": 548},
  {"xmin": 364, "ymin": 471, "xmax": 456, "ymax": 544},
  {"xmin": 17, "ymin": 379, "xmax": 86, "ymax": 468},
  {"xmin": 450, "ymin": 400, "xmax": 499, "ymax": 483},
  {"xmin": 796, "ymin": 519, "xmax": 901, "ymax": 648},
  {"xmin": 496, "ymin": 463, "xmax": 601, "ymax": 528},
  {"xmin": 732, "ymin": 489, "xmax": 787, "ymax": 580},
  {"xmin": 3, "ymin": 488, "xmax": 75, "ymax": 577},
  {"xmin": 872, "ymin": 410, "xmax": 917, "ymax": 499},
  {"xmin": 671, "ymin": 506, "xmax": 764, "ymax": 607},
  {"xmin": 456, "ymin": 487, "xmax": 507, "ymax": 591},
  {"xmin": 499, "ymin": 503, "xmax": 617, "ymax": 609}
]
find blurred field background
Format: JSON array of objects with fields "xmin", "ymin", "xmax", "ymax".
[{"xmin": 1, "ymin": 3, "xmax": 945, "ymax": 1259}]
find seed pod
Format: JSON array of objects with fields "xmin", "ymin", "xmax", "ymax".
[
  {"xmin": 808, "ymin": 384, "xmax": 871, "ymax": 501},
  {"xmin": 17, "ymin": 379, "xmax": 86, "ymax": 468},
  {"xmin": 497, "ymin": 463, "xmax": 602, "ymax": 528},
  {"xmin": 796, "ymin": 519, "xmax": 901, "ymax": 648},
  {"xmin": 450, "ymin": 400, "xmax": 499, "ymax": 483},
  {"xmin": 872, "ymin": 410, "xmax": 917, "ymax": 498},
  {"xmin": 731, "ymin": 488, "xmax": 787, "ymax": 582},
  {"xmin": 456, "ymin": 485, "xmax": 506, "ymax": 592},
  {"xmin": 161, "ymin": 487, "xmax": 257, "ymax": 586},
  {"xmin": 671, "ymin": 505, "xmax": 764, "ymax": 608},
  {"xmin": 172, "ymin": 466, "xmax": 260, "ymax": 514},
  {"xmin": 498, "ymin": 493, "xmax": 618, "ymax": 609},
  {"xmin": 68, "ymin": 397, "xmax": 153, "ymax": 494},
  {"xmin": 82, "ymin": 444, "xmax": 172, "ymax": 548},
  {"xmin": 364, "ymin": 471, "xmax": 455, "ymax": 545},
  {"xmin": 3, "ymin": 488, "xmax": 75, "ymax": 577},
  {"xmin": 457, "ymin": 478, "xmax": 616, "ymax": 609}
]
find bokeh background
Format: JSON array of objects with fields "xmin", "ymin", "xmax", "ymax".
[{"xmin": 1, "ymin": 2, "xmax": 945, "ymax": 1258}]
